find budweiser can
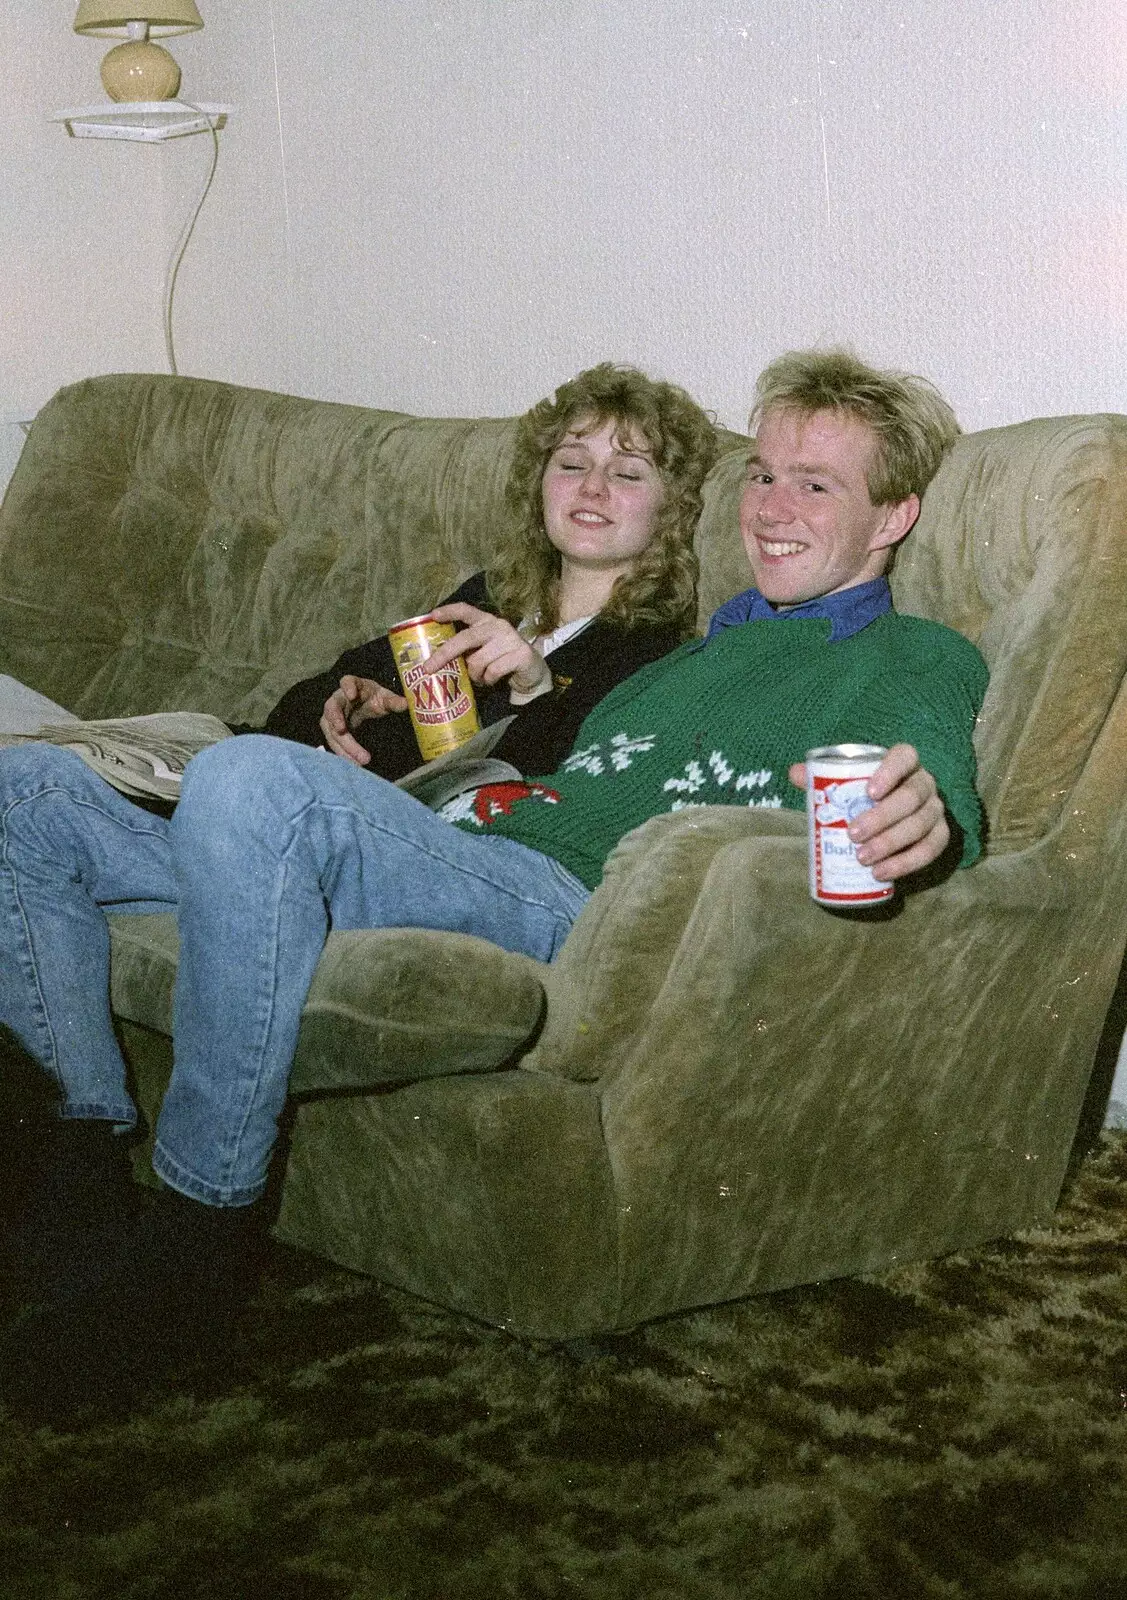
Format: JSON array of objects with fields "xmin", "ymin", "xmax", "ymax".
[
  {"xmin": 388, "ymin": 613, "xmax": 480, "ymax": 762},
  {"xmin": 805, "ymin": 744, "xmax": 894, "ymax": 907}
]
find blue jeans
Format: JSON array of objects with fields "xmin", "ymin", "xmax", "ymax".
[{"xmin": 0, "ymin": 736, "xmax": 588, "ymax": 1205}]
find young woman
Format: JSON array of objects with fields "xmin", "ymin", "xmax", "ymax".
[
  {"xmin": 0, "ymin": 365, "xmax": 718, "ymax": 1425},
  {"xmin": 262, "ymin": 363, "xmax": 718, "ymax": 778}
]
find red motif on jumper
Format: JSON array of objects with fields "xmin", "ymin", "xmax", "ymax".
[{"xmin": 472, "ymin": 781, "xmax": 560, "ymax": 824}]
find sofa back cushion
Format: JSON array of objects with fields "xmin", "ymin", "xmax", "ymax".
[
  {"xmin": 6, "ymin": 375, "xmax": 1124, "ymax": 855},
  {"xmin": 0, "ymin": 372, "xmax": 749, "ymax": 732},
  {"xmin": 894, "ymin": 416, "xmax": 1127, "ymax": 850},
  {"xmin": 0, "ymin": 375, "xmax": 514, "ymax": 724}
]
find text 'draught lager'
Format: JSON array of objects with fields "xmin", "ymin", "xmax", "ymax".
[
  {"xmin": 805, "ymin": 744, "xmax": 894, "ymax": 906},
  {"xmin": 388, "ymin": 614, "xmax": 480, "ymax": 762}
]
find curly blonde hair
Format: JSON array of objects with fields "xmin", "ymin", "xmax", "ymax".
[{"xmin": 486, "ymin": 364, "xmax": 717, "ymax": 637}]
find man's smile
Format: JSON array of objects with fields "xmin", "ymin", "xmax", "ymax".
[{"xmin": 757, "ymin": 537, "xmax": 806, "ymax": 557}]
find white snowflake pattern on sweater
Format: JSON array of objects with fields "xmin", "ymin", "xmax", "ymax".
[
  {"xmin": 561, "ymin": 732, "xmax": 656, "ymax": 777},
  {"xmin": 662, "ymin": 750, "xmax": 781, "ymax": 811},
  {"xmin": 555, "ymin": 733, "xmax": 782, "ymax": 813}
]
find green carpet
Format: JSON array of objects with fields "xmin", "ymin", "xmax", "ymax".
[{"xmin": 3, "ymin": 1133, "xmax": 1126, "ymax": 1600}]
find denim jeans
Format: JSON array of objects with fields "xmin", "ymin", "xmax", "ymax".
[{"xmin": 0, "ymin": 736, "xmax": 589, "ymax": 1205}]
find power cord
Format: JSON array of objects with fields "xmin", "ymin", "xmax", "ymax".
[{"xmin": 162, "ymin": 102, "xmax": 222, "ymax": 376}]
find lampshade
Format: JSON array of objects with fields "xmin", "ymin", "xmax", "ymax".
[
  {"xmin": 74, "ymin": 0, "xmax": 203, "ymax": 102},
  {"xmin": 73, "ymin": 0, "xmax": 203, "ymax": 37}
]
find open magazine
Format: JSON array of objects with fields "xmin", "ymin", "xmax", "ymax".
[
  {"xmin": 391, "ymin": 715, "xmax": 520, "ymax": 808},
  {"xmin": 0, "ymin": 708, "xmax": 522, "ymax": 809}
]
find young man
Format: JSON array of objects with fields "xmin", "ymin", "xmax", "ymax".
[{"xmin": 0, "ymin": 350, "xmax": 987, "ymax": 1421}]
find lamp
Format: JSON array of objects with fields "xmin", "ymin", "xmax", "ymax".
[{"xmin": 73, "ymin": 0, "xmax": 204, "ymax": 103}]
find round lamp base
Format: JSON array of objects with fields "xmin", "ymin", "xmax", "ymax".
[{"xmin": 100, "ymin": 40, "xmax": 181, "ymax": 103}]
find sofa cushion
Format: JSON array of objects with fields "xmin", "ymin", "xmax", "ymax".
[
  {"xmin": 107, "ymin": 914, "xmax": 547, "ymax": 1089},
  {"xmin": 892, "ymin": 416, "xmax": 1127, "ymax": 848},
  {"xmin": 0, "ymin": 375, "xmax": 516, "ymax": 725}
]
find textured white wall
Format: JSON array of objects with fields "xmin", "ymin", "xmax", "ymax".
[
  {"xmin": 165, "ymin": 0, "xmax": 1127, "ymax": 431},
  {"xmin": 0, "ymin": 1, "xmax": 167, "ymax": 426},
  {"xmin": 3, "ymin": 1, "xmax": 1124, "ymax": 439}
]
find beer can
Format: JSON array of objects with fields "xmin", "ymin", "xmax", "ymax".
[
  {"xmin": 388, "ymin": 613, "xmax": 480, "ymax": 762},
  {"xmin": 805, "ymin": 744, "xmax": 894, "ymax": 906}
]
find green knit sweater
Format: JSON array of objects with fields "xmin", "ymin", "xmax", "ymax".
[{"xmin": 446, "ymin": 612, "xmax": 988, "ymax": 891}]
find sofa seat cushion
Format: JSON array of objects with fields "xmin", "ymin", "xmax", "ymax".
[{"xmin": 107, "ymin": 914, "xmax": 547, "ymax": 1089}]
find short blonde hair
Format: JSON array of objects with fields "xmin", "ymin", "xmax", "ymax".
[{"xmin": 751, "ymin": 348, "xmax": 960, "ymax": 504}]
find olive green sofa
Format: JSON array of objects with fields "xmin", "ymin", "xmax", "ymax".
[{"xmin": 2, "ymin": 373, "xmax": 1126, "ymax": 1338}]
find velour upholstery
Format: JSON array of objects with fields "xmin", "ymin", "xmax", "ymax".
[
  {"xmin": 107, "ymin": 914, "xmax": 548, "ymax": 1092},
  {"xmin": 2, "ymin": 373, "xmax": 1126, "ymax": 1338}
]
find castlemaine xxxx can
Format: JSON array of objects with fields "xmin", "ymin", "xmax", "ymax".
[
  {"xmin": 805, "ymin": 744, "xmax": 894, "ymax": 907},
  {"xmin": 388, "ymin": 613, "xmax": 480, "ymax": 762}
]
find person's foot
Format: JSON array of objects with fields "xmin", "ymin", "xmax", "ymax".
[
  {"xmin": 0, "ymin": 1186, "xmax": 266, "ymax": 1427},
  {"xmin": 0, "ymin": 1026, "xmax": 62, "ymax": 1248},
  {"xmin": 4, "ymin": 1115, "xmax": 147, "ymax": 1310}
]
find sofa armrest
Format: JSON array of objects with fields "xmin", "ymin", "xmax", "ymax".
[
  {"xmin": 290, "ymin": 928, "xmax": 545, "ymax": 1092},
  {"xmin": 522, "ymin": 806, "xmax": 807, "ymax": 1082},
  {"xmin": 108, "ymin": 915, "xmax": 547, "ymax": 1092},
  {"xmin": 597, "ymin": 822, "xmax": 1124, "ymax": 1311}
]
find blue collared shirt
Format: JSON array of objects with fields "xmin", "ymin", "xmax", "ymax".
[{"xmin": 702, "ymin": 575, "xmax": 892, "ymax": 646}]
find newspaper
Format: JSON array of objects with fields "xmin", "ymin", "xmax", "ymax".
[
  {"xmin": 0, "ymin": 707, "xmax": 523, "ymax": 809},
  {"xmin": 0, "ymin": 712, "xmax": 233, "ymax": 801}
]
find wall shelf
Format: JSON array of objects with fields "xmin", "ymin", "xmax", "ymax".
[{"xmin": 50, "ymin": 101, "xmax": 231, "ymax": 142}]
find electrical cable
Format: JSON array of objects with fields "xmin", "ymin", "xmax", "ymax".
[{"xmin": 161, "ymin": 102, "xmax": 222, "ymax": 376}]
